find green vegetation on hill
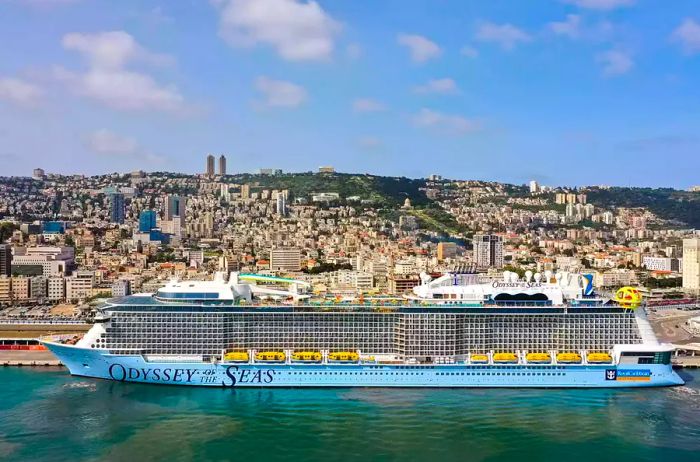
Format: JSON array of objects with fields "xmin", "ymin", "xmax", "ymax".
[
  {"xmin": 227, "ymin": 173, "xmax": 431, "ymax": 207},
  {"xmin": 586, "ymin": 187, "xmax": 700, "ymax": 228}
]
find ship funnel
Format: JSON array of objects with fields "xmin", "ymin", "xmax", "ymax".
[
  {"xmin": 419, "ymin": 272, "xmax": 432, "ymax": 285},
  {"xmin": 534, "ymin": 272, "xmax": 542, "ymax": 283},
  {"xmin": 525, "ymin": 271, "xmax": 533, "ymax": 283},
  {"xmin": 544, "ymin": 270, "xmax": 553, "ymax": 282}
]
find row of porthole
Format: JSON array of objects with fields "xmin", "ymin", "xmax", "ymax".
[
  {"xmin": 289, "ymin": 372, "xmax": 423, "ymax": 376},
  {"xmin": 437, "ymin": 372, "xmax": 565, "ymax": 376}
]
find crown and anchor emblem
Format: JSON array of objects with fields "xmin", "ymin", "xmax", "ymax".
[{"xmin": 606, "ymin": 370, "xmax": 617, "ymax": 380}]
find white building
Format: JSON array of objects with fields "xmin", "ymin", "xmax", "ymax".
[
  {"xmin": 270, "ymin": 247, "xmax": 302, "ymax": 272},
  {"xmin": 66, "ymin": 272, "xmax": 95, "ymax": 302},
  {"xmin": 30, "ymin": 275, "xmax": 47, "ymax": 300},
  {"xmin": 111, "ymin": 280, "xmax": 131, "ymax": 297},
  {"xmin": 642, "ymin": 256, "xmax": 681, "ymax": 272},
  {"xmin": 48, "ymin": 276, "xmax": 66, "ymax": 301},
  {"xmin": 11, "ymin": 246, "xmax": 74, "ymax": 277}
]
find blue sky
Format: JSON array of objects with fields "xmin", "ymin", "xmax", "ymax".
[{"xmin": 0, "ymin": 0, "xmax": 699, "ymax": 187}]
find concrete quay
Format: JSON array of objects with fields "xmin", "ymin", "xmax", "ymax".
[{"xmin": 0, "ymin": 350, "xmax": 62, "ymax": 367}]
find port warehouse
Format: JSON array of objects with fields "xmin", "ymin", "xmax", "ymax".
[{"xmin": 97, "ymin": 303, "xmax": 642, "ymax": 357}]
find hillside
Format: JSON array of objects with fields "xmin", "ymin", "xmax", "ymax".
[
  {"xmin": 225, "ymin": 172, "xmax": 432, "ymax": 207},
  {"xmin": 585, "ymin": 187, "xmax": 700, "ymax": 228}
]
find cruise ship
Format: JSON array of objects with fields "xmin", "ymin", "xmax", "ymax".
[{"xmin": 43, "ymin": 271, "xmax": 684, "ymax": 388}]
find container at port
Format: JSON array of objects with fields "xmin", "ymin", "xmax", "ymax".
[
  {"xmin": 328, "ymin": 352, "xmax": 359, "ymax": 362},
  {"xmin": 493, "ymin": 352, "xmax": 518, "ymax": 363},
  {"xmin": 255, "ymin": 351, "xmax": 286, "ymax": 362},
  {"xmin": 587, "ymin": 352, "xmax": 612, "ymax": 364},
  {"xmin": 526, "ymin": 352, "xmax": 551, "ymax": 363},
  {"xmin": 556, "ymin": 352, "xmax": 582, "ymax": 363},
  {"xmin": 292, "ymin": 351, "xmax": 322, "ymax": 362},
  {"xmin": 224, "ymin": 352, "xmax": 249, "ymax": 362}
]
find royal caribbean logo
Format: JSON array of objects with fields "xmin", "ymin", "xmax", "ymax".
[{"xmin": 605, "ymin": 369, "xmax": 651, "ymax": 382}]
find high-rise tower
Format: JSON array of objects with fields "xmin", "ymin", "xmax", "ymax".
[
  {"xmin": 219, "ymin": 155, "xmax": 227, "ymax": 176},
  {"xmin": 206, "ymin": 154, "xmax": 215, "ymax": 177}
]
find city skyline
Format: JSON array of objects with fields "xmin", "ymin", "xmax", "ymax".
[{"xmin": 1, "ymin": 1, "xmax": 700, "ymax": 187}]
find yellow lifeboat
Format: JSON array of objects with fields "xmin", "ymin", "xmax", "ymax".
[
  {"xmin": 292, "ymin": 351, "xmax": 322, "ymax": 362},
  {"xmin": 493, "ymin": 352, "xmax": 518, "ymax": 363},
  {"xmin": 328, "ymin": 352, "xmax": 359, "ymax": 362},
  {"xmin": 470, "ymin": 354, "xmax": 489, "ymax": 363},
  {"xmin": 224, "ymin": 351, "xmax": 249, "ymax": 362},
  {"xmin": 526, "ymin": 352, "xmax": 551, "ymax": 363},
  {"xmin": 587, "ymin": 352, "xmax": 612, "ymax": 364},
  {"xmin": 556, "ymin": 352, "xmax": 582, "ymax": 364},
  {"xmin": 255, "ymin": 351, "xmax": 286, "ymax": 362}
]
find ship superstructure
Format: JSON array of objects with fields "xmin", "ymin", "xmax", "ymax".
[{"xmin": 43, "ymin": 272, "xmax": 684, "ymax": 388}]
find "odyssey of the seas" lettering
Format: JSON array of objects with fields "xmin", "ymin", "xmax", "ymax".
[{"xmin": 107, "ymin": 363, "xmax": 276, "ymax": 387}]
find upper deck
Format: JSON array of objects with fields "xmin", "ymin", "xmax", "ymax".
[{"xmin": 101, "ymin": 294, "xmax": 634, "ymax": 315}]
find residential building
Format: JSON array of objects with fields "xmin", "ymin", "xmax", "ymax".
[
  {"xmin": 164, "ymin": 195, "xmax": 185, "ymax": 221},
  {"xmin": 437, "ymin": 242, "xmax": 458, "ymax": 261},
  {"xmin": 32, "ymin": 168, "xmax": 45, "ymax": 180},
  {"xmin": 0, "ymin": 243, "xmax": 11, "ymax": 276},
  {"xmin": 11, "ymin": 276, "xmax": 30, "ymax": 301},
  {"xmin": 473, "ymin": 234, "xmax": 504, "ymax": 268},
  {"xmin": 219, "ymin": 155, "xmax": 227, "ymax": 176},
  {"xmin": 388, "ymin": 275, "xmax": 421, "ymax": 295},
  {"xmin": 206, "ymin": 154, "xmax": 215, "ymax": 177},
  {"xmin": 0, "ymin": 276, "xmax": 10, "ymax": 303},
  {"xmin": 66, "ymin": 271, "xmax": 95, "ymax": 301},
  {"xmin": 109, "ymin": 192, "xmax": 125, "ymax": 224},
  {"xmin": 642, "ymin": 256, "xmax": 681, "ymax": 273},
  {"xmin": 240, "ymin": 184, "xmax": 250, "ymax": 200},
  {"xmin": 30, "ymin": 275, "xmax": 47, "ymax": 300},
  {"xmin": 112, "ymin": 279, "xmax": 131, "ymax": 297},
  {"xmin": 683, "ymin": 238, "xmax": 700, "ymax": 292},
  {"xmin": 48, "ymin": 276, "xmax": 66, "ymax": 301}
]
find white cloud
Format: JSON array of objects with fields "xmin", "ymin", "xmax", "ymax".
[
  {"xmin": 85, "ymin": 129, "xmax": 165, "ymax": 164},
  {"xmin": 671, "ymin": 18, "xmax": 700, "ymax": 55},
  {"xmin": 412, "ymin": 108, "xmax": 480, "ymax": 134},
  {"xmin": 58, "ymin": 31, "xmax": 185, "ymax": 113},
  {"xmin": 549, "ymin": 15, "xmax": 582, "ymax": 38},
  {"xmin": 86, "ymin": 129, "xmax": 138, "ymax": 155},
  {"xmin": 0, "ymin": 77, "xmax": 43, "ymax": 107},
  {"xmin": 255, "ymin": 76, "xmax": 307, "ymax": 108},
  {"xmin": 214, "ymin": 0, "xmax": 341, "ymax": 62},
  {"xmin": 357, "ymin": 136, "xmax": 382, "ymax": 149},
  {"xmin": 476, "ymin": 22, "xmax": 532, "ymax": 50},
  {"xmin": 352, "ymin": 98, "xmax": 385, "ymax": 113},
  {"xmin": 596, "ymin": 49, "xmax": 633, "ymax": 76},
  {"xmin": 62, "ymin": 31, "xmax": 173, "ymax": 69},
  {"xmin": 563, "ymin": 0, "xmax": 635, "ymax": 10},
  {"xmin": 397, "ymin": 34, "xmax": 442, "ymax": 63},
  {"xmin": 460, "ymin": 45, "xmax": 479, "ymax": 58},
  {"xmin": 413, "ymin": 78, "xmax": 459, "ymax": 95}
]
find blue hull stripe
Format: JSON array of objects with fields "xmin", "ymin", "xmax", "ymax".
[{"xmin": 45, "ymin": 342, "xmax": 685, "ymax": 388}]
